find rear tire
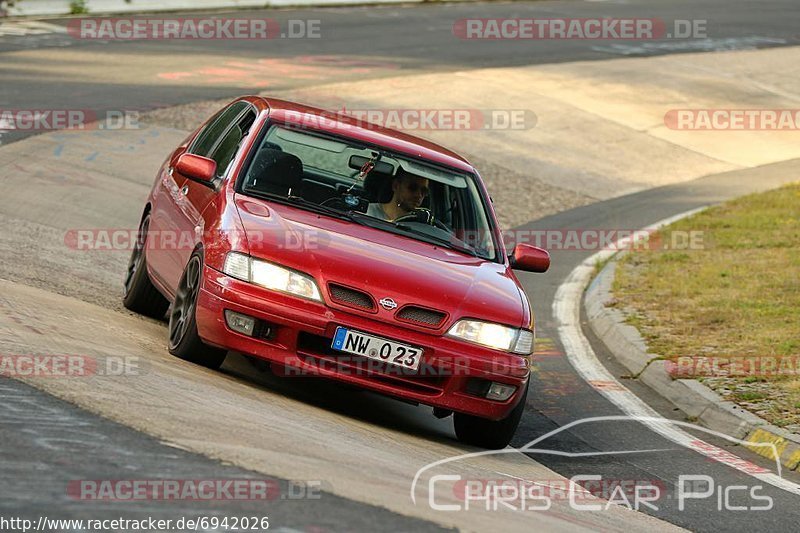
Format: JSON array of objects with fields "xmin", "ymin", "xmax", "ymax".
[
  {"xmin": 168, "ymin": 251, "xmax": 227, "ymax": 369},
  {"xmin": 123, "ymin": 214, "xmax": 169, "ymax": 319},
  {"xmin": 453, "ymin": 382, "xmax": 528, "ymax": 449}
]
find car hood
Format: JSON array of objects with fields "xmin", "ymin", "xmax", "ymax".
[{"xmin": 234, "ymin": 194, "xmax": 527, "ymax": 329}]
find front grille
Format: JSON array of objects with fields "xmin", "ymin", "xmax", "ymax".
[
  {"xmin": 396, "ymin": 306, "xmax": 446, "ymax": 328},
  {"xmin": 328, "ymin": 283, "xmax": 375, "ymax": 311}
]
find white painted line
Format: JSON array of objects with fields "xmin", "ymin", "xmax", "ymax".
[
  {"xmin": 0, "ymin": 21, "xmax": 67, "ymax": 36},
  {"xmin": 19, "ymin": 21, "xmax": 68, "ymax": 33},
  {"xmin": 553, "ymin": 207, "xmax": 800, "ymax": 496},
  {"xmin": 0, "ymin": 26, "xmax": 32, "ymax": 36},
  {"xmin": 592, "ymin": 37, "xmax": 787, "ymax": 56},
  {"xmin": 7, "ymin": 0, "xmax": 421, "ymax": 17},
  {"xmin": 18, "ymin": 20, "xmax": 67, "ymax": 33}
]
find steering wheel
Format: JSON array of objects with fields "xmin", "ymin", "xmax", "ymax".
[{"xmin": 394, "ymin": 208, "xmax": 451, "ymax": 232}]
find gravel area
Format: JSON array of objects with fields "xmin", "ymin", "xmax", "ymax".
[
  {"xmin": 140, "ymin": 100, "xmax": 595, "ymax": 229},
  {"xmin": 466, "ymin": 154, "xmax": 594, "ymax": 229},
  {"xmin": 141, "ymin": 99, "xmax": 231, "ymax": 132}
]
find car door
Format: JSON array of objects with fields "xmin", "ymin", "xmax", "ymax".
[
  {"xmin": 172, "ymin": 104, "xmax": 258, "ymax": 280},
  {"xmin": 149, "ymin": 102, "xmax": 250, "ymax": 295},
  {"xmin": 146, "ymin": 135, "xmax": 193, "ymax": 297}
]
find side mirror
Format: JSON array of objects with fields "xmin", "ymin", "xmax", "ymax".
[
  {"xmin": 509, "ymin": 244, "xmax": 550, "ymax": 273},
  {"xmin": 175, "ymin": 153, "xmax": 217, "ymax": 184}
]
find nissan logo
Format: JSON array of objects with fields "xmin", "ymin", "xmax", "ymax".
[{"xmin": 379, "ymin": 297, "xmax": 398, "ymax": 310}]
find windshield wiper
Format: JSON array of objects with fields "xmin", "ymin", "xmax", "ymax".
[
  {"xmin": 243, "ymin": 189, "xmax": 360, "ymax": 223},
  {"xmin": 347, "ymin": 211, "xmax": 481, "ymax": 257},
  {"xmin": 345, "ymin": 210, "xmax": 394, "ymax": 226},
  {"xmin": 285, "ymin": 195, "xmax": 355, "ymax": 220},
  {"xmin": 393, "ymin": 222, "xmax": 481, "ymax": 258}
]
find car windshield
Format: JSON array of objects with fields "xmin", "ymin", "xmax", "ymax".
[{"xmin": 239, "ymin": 124, "xmax": 499, "ymax": 261}]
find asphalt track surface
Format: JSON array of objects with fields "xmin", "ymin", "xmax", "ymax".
[
  {"xmin": 516, "ymin": 159, "xmax": 800, "ymax": 531},
  {"xmin": 2, "ymin": 1, "xmax": 800, "ymax": 531},
  {"xmin": 0, "ymin": 378, "xmax": 448, "ymax": 532},
  {"xmin": 2, "ymin": 0, "xmax": 800, "ymax": 143}
]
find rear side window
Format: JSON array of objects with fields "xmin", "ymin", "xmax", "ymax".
[
  {"xmin": 208, "ymin": 109, "xmax": 257, "ymax": 178},
  {"xmin": 191, "ymin": 101, "xmax": 249, "ymax": 157},
  {"xmin": 190, "ymin": 102, "xmax": 256, "ymax": 178}
]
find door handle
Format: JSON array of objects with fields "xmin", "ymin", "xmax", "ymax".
[{"xmin": 180, "ymin": 185, "xmax": 189, "ymax": 195}]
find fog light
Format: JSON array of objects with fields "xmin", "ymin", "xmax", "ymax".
[
  {"xmin": 486, "ymin": 382, "xmax": 516, "ymax": 401},
  {"xmin": 225, "ymin": 310, "xmax": 256, "ymax": 336},
  {"xmin": 465, "ymin": 378, "xmax": 491, "ymax": 397}
]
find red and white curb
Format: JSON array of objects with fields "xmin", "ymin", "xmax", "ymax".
[{"xmin": 553, "ymin": 208, "xmax": 800, "ymax": 496}]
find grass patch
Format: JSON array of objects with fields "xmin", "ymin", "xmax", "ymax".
[
  {"xmin": 735, "ymin": 391, "xmax": 767, "ymax": 402},
  {"xmin": 613, "ymin": 182, "xmax": 800, "ymax": 429}
]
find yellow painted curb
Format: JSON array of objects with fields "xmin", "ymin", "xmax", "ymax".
[
  {"xmin": 785, "ymin": 449, "xmax": 800, "ymax": 471},
  {"xmin": 745, "ymin": 429, "xmax": 787, "ymax": 460},
  {"xmin": 744, "ymin": 428, "xmax": 800, "ymax": 470}
]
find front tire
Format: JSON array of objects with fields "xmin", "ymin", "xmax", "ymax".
[
  {"xmin": 123, "ymin": 214, "xmax": 169, "ymax": 319},
  {"xmin": 453, "ymin": 382, "xmax": 528, "ymax": 449},
  {"xmin": 168, "ymin": 251, "xmax": 227, "ymax": 369}
]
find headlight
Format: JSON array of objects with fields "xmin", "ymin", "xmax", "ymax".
[
  {"xmin": 223, "ymin": 252, "xmax": 322, "ymax": 302},
  {"xmin": 447, "ymin": 319, "xmax": 533, "ymax": 354}
]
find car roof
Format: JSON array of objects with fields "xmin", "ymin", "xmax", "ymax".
[{"xmin": 242, "ymin": 96, "xmax": 476, "ymax": 174}]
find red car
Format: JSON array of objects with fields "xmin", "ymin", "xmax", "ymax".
[{"xmin": 123, "ymin": 96, "xmax": 549, "ymax": 449}]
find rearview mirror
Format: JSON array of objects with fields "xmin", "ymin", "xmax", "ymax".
[
  {"xmin": 175, "ymin": 153, "xmax": 217, "ymax": 184},
  {"xmin": 509, "ymin": 244, "xmax": 550, "ymax": 273},
  {"xmin": 348, "ymin": 155, "xmax": 395, "ymax": 175}
]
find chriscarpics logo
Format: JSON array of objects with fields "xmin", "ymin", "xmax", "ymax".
[{"xmin": 412, "ymin": 416, "xmax": 783, "ymax": 514}]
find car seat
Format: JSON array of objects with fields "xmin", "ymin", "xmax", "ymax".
[
  {"xmin": 245, "ymin": 148, "xmax": 304, "ymax": 197},
  {"xmin": 362, "ymin": 171, "xmax": 394, "ymax": 203}
]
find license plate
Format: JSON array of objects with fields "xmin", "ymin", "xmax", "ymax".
[{"xmin": 331, "ymin": 327, "xmax": 423, "ymax": 371}]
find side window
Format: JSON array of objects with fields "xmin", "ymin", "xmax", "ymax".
[
  {"xmin": 208, "ymin": 109, "xmax": 257, "ymax": 178},
  {"xmin": 190, "ymin": 102, "xmax": 249, "ymax": 157}
]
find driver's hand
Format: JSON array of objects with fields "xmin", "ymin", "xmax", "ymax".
[
  {"xmin": 414, "ymin": 208, "xmax": 435, "ymax": 224},
  {"xmin": 401, "ymin": 208, "xmax": 435, "ymax": 225}
]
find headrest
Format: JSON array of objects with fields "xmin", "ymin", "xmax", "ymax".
[
  {"xmin": 362, "ymin": 171, "xmax": 394, "ymax": 203},
  {"xmin": 246, "ymin": 148, "xmax": 303, "ymax": 188}
]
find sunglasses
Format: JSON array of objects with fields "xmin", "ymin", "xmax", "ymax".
[{"xmin": 405, "ymin": 182, "xmax": 429, "ymax": 196}]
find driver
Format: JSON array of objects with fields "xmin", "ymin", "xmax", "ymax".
[{"xmin": 367, "ymin": 170, "xmax": 429, "ymax": 222}]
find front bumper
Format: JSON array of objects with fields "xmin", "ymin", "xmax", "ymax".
[{"xmin": 196, "ymin": 267, "xmax": 530, "ymax": 421}]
